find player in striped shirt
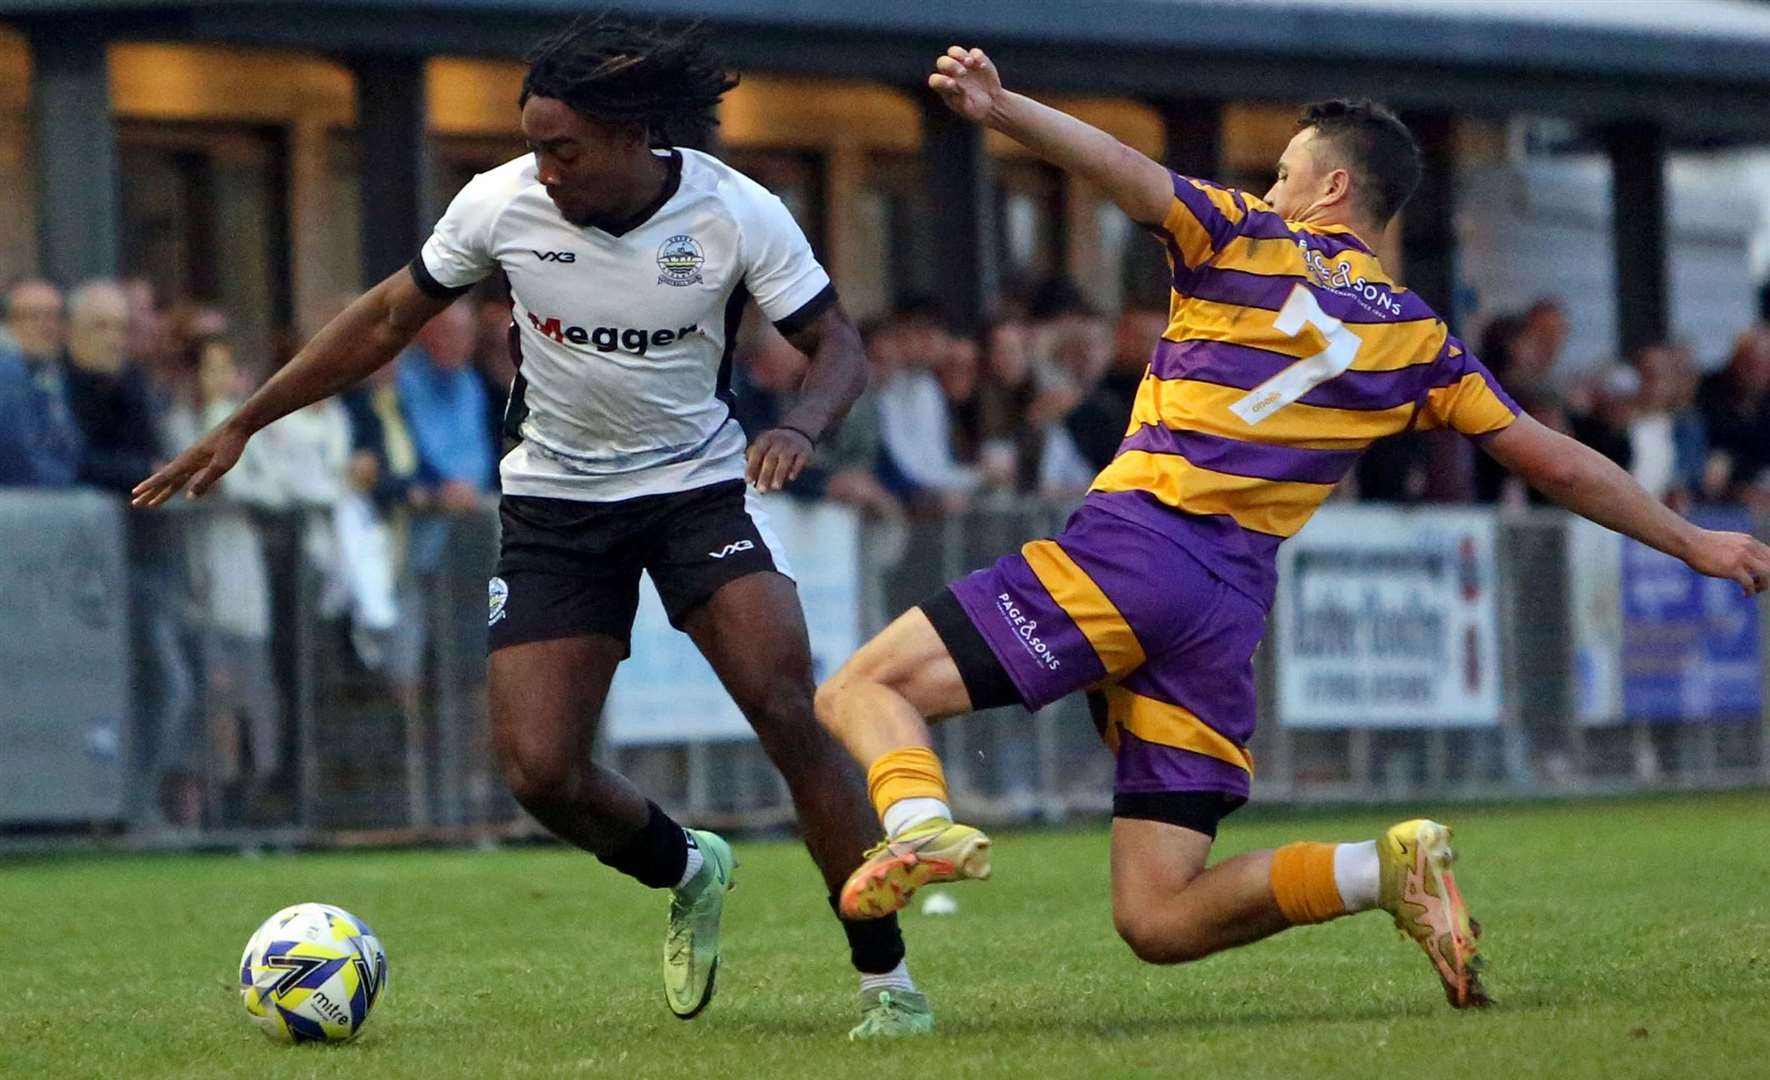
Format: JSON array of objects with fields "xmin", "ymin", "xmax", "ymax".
[{"xmin": 815, "ymin": 45, "xmax": 1770, "ymax": 1012}]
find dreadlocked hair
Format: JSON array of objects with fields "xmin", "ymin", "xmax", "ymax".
[{"xmin": 521, "ymin": 14, "xmax": 738, "ymax": 148}]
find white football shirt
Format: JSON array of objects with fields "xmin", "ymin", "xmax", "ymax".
[{"xmin": 415, "ymin": 148, "xmax": 834, "ymax": 502}]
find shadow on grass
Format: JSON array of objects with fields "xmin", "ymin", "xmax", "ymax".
[{"xmin": 714, "ymin": 989, "xmax": 1556, "ymax": 1040}]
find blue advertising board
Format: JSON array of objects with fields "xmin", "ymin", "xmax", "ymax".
[{"xmin": 1620, "ymin": 508, "xmax": 1762, "ymax": 722}]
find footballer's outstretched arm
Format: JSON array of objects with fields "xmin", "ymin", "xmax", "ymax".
[
  {"xmin": 132, "ymin": 268, "xmax": 453, "ymax": 507},
  {"xmin": 929, "ymin": 46, "xmax": 1172, "ymax": 228},
  {"xmin": 1482, "ymin": 414, "xmax": 1770, "ymax": 596}
]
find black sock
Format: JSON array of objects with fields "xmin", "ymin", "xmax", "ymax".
[
  {"xmin": 596, "ymin": 801, "xmax": 690, "ymax": 889},
  {"xmin": 829, "ymin": 896, "xmax": 906, "ymax": 975}
]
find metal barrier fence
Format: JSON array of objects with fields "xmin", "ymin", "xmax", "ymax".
[{"xmin": 1, "ymin": 490, "xmax": 1765, "ymax": 849}]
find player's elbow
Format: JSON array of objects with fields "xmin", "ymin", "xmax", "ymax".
[
  {"xmin": 1486, "ymin": 419, "xmax": 1586, "ymax": 496},
  {"xmin": 1515, "ymin": 444, "xmax": 1586, "ymax": 495}
]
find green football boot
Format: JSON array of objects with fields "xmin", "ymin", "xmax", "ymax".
[
  {"xmin": 847, "ymin": 987, "xmax": 935, "ymax": 1040},
  {"xmin": 664, "ymin": 829, "xmax": 735, "ymax": 1019}
]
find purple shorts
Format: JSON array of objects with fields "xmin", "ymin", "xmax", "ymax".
[{"xmin": 942, "ymin": 502, "xmax": 1264, "ymax": 803}]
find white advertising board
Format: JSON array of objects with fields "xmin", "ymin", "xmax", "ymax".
[
  {"xmin": 605, "ymin": 496, "xmax": 860, "ymax": 745},
  {"xmin": 1276, "ymin": 507, "xmax": 1502, "ymax": 728}
]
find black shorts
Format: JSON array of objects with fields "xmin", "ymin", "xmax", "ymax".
[{"xmin": 488, "ymin": 479, "xmax": 785, "ymax": 654}]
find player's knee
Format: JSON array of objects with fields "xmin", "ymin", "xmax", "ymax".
[
  {"xmin": 496, "ymin": 738, "xmax": 579, "ymax": 810},
  {"xmin": 747, "ymin": 680, "xmax": 819, "ymax": 755},
  {"xmin": 815, "ymin": 648, "xmax": 895, "ymax": 728},
  {"xmin": 811, "ymin": 674, "xmax": 848, "ymax": 731},
  {"xmin": 1113, "ymin": 908, "xmax": 1202, "ymax": 966}
]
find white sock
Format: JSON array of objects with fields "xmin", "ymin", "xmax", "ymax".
[
  {"xmin": 675, "ymin": 830, "xmax": 705, "ymax": 890},
  {"xmin": 1333, "ymin": 840, "xmax": 1381, "ymax": 912},
  {"xmin": 859, "ymin": 959, "xmax": 916, "ymax": 995},
  {"xmin": 882, "ymin": 797, "xmax": 951, "ymax": 839}
]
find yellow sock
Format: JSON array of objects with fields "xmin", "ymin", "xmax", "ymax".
[
  {"xmin": 1270, "ymin": 842, "xmax": 1347, "ymax": 924},
  {"xmin": 866, "ymin": 747, "xmax": 950, "ymax": 823}
]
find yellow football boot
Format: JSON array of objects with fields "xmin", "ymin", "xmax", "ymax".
[
  {"xmin": 838, "ymin": 819, "xmax": 991, "ymax": 920},
  {"xmin": 1378, "ymin": 818, "xmax": 1491, "ymax": 1008}
]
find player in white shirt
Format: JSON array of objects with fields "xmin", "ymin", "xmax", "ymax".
[{"xmin": 135, "ymin": 16, "xmax": 929, "ymax": 1039}]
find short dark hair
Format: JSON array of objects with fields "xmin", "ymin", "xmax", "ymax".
[
  {"xmin": 1296, "ymin": 99, "xmax": 1420, "ymax": 224},
  {"xmin": 521, "ymin": 15, "xmax": 738, "ymax": 148}
]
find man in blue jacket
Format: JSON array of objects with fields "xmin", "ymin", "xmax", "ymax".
[{"xmin": 0, "ymin": 279, "xmax": 82, "ymax": 487}]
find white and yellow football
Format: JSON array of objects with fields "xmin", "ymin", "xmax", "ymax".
[{"xmin": 239, "ymin": 902, "xmax": 388, "ymax": 1043}]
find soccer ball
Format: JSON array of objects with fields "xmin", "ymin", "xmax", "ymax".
[{"xmin": 239, "ymin": 902, "xmax": 388, "ymax": 1043}]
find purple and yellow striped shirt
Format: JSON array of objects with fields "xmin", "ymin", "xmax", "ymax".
[{"xmin": 1085, "ymin": 171, "xmax": 1520, "ymax": 609}]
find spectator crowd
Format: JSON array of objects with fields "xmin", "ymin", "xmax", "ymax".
[
  {"xmin": 3, "ymin": 266, "xmax": 1768, "ymax": 834},
  {"xmin": 0, "ymin": 275, "xmax": 510, "ymax": 833}
]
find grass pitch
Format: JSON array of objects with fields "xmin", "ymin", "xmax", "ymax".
[{"xmin": 6, "ymin": 792, "xmax": 1770, "ymax": 1078}]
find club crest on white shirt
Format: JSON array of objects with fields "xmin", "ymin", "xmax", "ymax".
[
  {"xmin": 657, "ymin": 234, "xmax": 705, "ymax": 287},
  {"xmin": 488, "ymin": 576, "xmax": 509, "ymax": 626}
]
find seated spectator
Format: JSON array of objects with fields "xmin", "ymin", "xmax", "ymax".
[
  {"xmin": 260, "ymin": 387, "xmax": 357, "ymax": 616},
  {"xmin": 341, "ymin": 362, "xmax": 424, "ymax": 514},
  {"xmin": 1630, "ymin": 342, "xmax": 1707, "ymax": 506},
  {"xmin": 1067, "ymin": 305, "xmax": 1164, "ymax": 472},
  {"xmin": 1571, "ymin": 363, "xmax": 1638, "ymax": 470},
  {"xmin": 1473, "ymin": 312, "xmax": 1573, "ymax": 505},
  {"xmin": 332, "ymin": 357, "xmax": 421, "ymax": 669},
  {"xmin": 733, "ymin": 318, "xmax": 899, "ymax": 518},
  {"xmin": 162, "ymin": 335, "xmax": 286, "ymax": 823},
  {"xmin": 62, "ymin": 280, "xmax": 196, "ymax": 830},
  {"xmin": 398, "ymin": 301, "xmax": 496, "ymax": 511},
  {"xmin": 0, "ymin": 279, "xmax": 82, "ymax": 486},
  {"xmin": 1023, "ymin": 278, "xmax": 1107, "ymax": 428},
  {"xmin": 471, "ymin": 285, "xmax": 517, "ymax": 460},
  {"xmin": 1516, "ymin": 298, "xmax": 1569, "ymax": 388},
  {"xmin": 1698, "ymin": 327, "xmax": 1770, "ymax": 505},
  {"xmin": 976, "ymin": 315, "xmax": 1035, "ymax": 491},
  {"xmin": 872, "ymin": 303, "xmax": 978, "ymax": 508},
  {"xmin": 5, "ymin": 277, "xmax": 63, "ymax": 365},
  {"xmin": 937, "ymin": 330, "xmax": 985, "ymax": 468},
  {"xmin": 1034, "ymin": 322, "xmax": 1111, "ymax": 496},
  {"xmin": 388, "ymin": 302, "xmax": 497, "ymax": 686},
  {"xmin": 62, "ymin": 280, "xmax": 162, "ymax": 494},
  {"xmin": 123, "ymin": 278, "xmax": 179, "ymax": 412}
]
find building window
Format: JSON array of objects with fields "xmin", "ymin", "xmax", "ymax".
[
  {"xmin": 995, "ymin": 158, "xmax": 1065, "ymax": 291},
  {"xmin": 434, "ymin": 134, "xmax": 527, "ymax": 220},
  {"xmin": 118, "ymin": 120, "xmax": 290, "ymax": 366},
  {"xmin": 721, "ymin": 148, "xmax": 828, "ymax": 258}
]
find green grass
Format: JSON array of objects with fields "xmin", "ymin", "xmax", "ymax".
[{"xmin": 6, "ymin": 793, "xmax": 1770, "ymax": 1078}]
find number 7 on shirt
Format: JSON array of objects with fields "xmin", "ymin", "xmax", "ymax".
[{"xmin": 1230, "ymin": 284, "xmax": 1362, "ymax": 427}]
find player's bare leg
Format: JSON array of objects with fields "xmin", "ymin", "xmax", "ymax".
[
  {"xmin": 488, "ymin": 635, "xmax": 734, "ymax": 1019},
  {"xmin": 1109, "ymin": 816, "xmax": 1490, "ymax": 1007},
  {"xmin": 816, "ymin": 607, "xmax": 969, "ymax": 762},
  {"xmin": 682, "ymin": 571, "xmax": 928, "ymax": 1036},
  {"xmin": 814, "ymin": 608, "xmax": 994, "ymax": 922},
  {"xmin": 818, "ymin": 612, "xmax": 1490, "ymax": 1009},
  {"xmin": 489, "ymin": 635, "xmax": 647, "ymax": 849},
  {"xmin": 682, "ymin": 572, "xmax": 880, "ymax": 895},
  {"xmin": 1109, "ymin": 819, "xmax": 1287, "ymax": 962}
]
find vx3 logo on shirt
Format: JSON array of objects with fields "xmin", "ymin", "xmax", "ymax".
[
  {"xmin": 708, "ymin": 540, "xmax": 755, "ymax": 560},
  {"xmin": 532, "ymin": 250, "xmax": 576, "ymax": 263}
]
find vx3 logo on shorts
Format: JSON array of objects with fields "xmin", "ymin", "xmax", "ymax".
[
  {"xmin": 708, "ymin": 539, "xmax": 755, "ymax": 560},
  {"xmin": 532, "ymin": 250, "xmax": 576, "ymax": 263}
]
